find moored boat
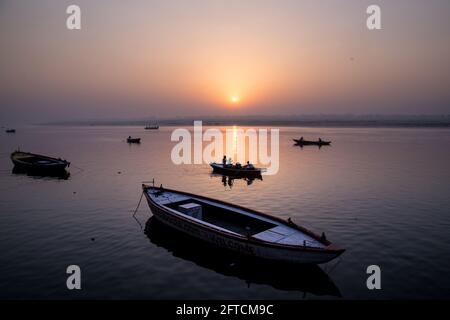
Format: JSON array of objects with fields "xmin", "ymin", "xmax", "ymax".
[
  {"xmin": 10, "ymin": 151, "xmax": 70, "ymax": 172},
  {"xmin": 142, "ymin": 184, "xmax": 345, "ymax": 264},
  {"xmin": 210, "ymin": 162, "xmax": 262, "ymax": 177},
  {"xmin": 293, "ymin": 138, "xmax": 331, "ymax": 146},
  {"xmin": 127, "ymin": 137, "xmax": 141, "ymax": 143},
  {"xmin": 5, "ymin": 129, "xmax": 16, "ymax": 133}
]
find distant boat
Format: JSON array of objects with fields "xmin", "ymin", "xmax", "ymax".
[
  {"xmin": 11, "ymin": 151, "xmax": 70, "ymax": 172},
  {"xmin": 145, "ymin": 124, "xmax": 159, "ymax": 130},
  {"xmin": 293, "ymin": 138, "xmax": 331, "ymax": 146},
  {"xmin": 5, "ymin": 129, "xmax": 16, "ymax": 133},
  {"xmin": 142, "ymin": 184, "xmax": 345, "ymax": 264},
  {"xmin": 210, "ymin": 162, "xmax": 263, "ymax": 178},
  {"xmin": 127, "ymin": 137, "xmax": 141, "ymax": 143}
]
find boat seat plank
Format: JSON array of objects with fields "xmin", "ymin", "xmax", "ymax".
[
  {"xmin": 277, "ymin": 233, "xmax": 324, "ymax": 247},
  {"xmin": 253, "ymin": 226, "xmax": 325, "ymax": 248},
  {"xmin": 268, "ymin": 225, "xmax": 297, "ymax": 236},
  {"xmin": 252, "ymin": 230, "xmax": 287, "ymax": 242}
]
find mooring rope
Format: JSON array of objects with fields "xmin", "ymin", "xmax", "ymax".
[{"xmin": 132, "ymin": 191, "xmax": 144, "ymax": 217}]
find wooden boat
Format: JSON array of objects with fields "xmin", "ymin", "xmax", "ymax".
[
  {"xmin": 5, "ymin": 129, "xmax": 16, "ymax": 133},
  {"xmin": 142, "ymin": 185, "xmax": 345, "ymax": 264},
  {"xmin": 144, "ymin": 217, "xmax": 341, "ymax": 296},
  {"xmin": 145, "ymin": 124, "xmax": 159, "ymax": 130},
  {"xmin": 11, "ymin": 151, "xmax": 70, "ymax": 172},
  {"xmin": 210, "ymin": 162, "xmax": 262, "ymax": 177},
  {"xmin": 293, "ymin": 138, "xmax": 331, "ymax": 146},
  {"xmin": 127, "ymin": 137, "xmax": 141, "ymax": 143}
]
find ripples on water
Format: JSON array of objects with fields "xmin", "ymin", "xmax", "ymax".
[{"xmin": 0, "ymin": 125, "xmax": 449, "ymax": 299}]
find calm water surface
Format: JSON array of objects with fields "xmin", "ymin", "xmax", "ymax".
[{"xmin": 0, "ymin": 125, "xmax": 449, "ymax": 299}]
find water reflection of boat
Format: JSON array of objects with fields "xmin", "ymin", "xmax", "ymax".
[
  {"xmin": 144, "ymin": 217, "xmax": 341, "ymax": 297},
  {"xmin": 210, "ymin": 173, "xmax": 262, "ymax": 188},
  {"xmin": 142, "ymin": 185, "xmax": 345, "ymax": 264},
  {"xmin": 12, "ymin": 166, "xmax": 70, "ymax": 180}
]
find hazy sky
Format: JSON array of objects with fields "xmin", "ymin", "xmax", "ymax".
[{"xmin": 1, "ymin": 0, "xmax": 449, "ymax": 123}]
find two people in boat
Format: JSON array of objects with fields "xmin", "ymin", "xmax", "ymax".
[
  {"xmin": 222, "ymin": 155, "xmax": 255, "ymax": 170},
  {"xmin": 299, "ymin": 136, "xmax": 323, "ymax": 142}
]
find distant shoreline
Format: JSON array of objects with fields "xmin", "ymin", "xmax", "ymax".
[{"xmin": 39, "ymin": 116, "xmax": 450, "ymax": 128}]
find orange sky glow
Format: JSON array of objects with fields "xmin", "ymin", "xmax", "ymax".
[{"xmin": 0, "ymin": 0, "xmax": 449, "ymax": 122}]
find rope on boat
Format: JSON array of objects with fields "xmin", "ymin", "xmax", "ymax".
[
  {"xmin": 71, "ymin": 164, "xmax": 84, "ymax": 172},
  {"xmin": 132, "ymin": 191, "xmax": 144, "ymax": 217},
  {"xmin": 69, "ymin": 164, "xmax": 85, "ymax": 176}
]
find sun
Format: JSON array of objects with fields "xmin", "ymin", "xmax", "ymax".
[{"xmin": 230, "ymin": 96, "xmax": 240, "ymax": 104}]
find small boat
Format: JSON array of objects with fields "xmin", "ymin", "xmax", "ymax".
[
  {"xmin": 142, "ymin": 184, "xmax": 345, "ymax": 264},
  {"xmin": 11, "ymin": 151, "xmax": 70, "ymax": 172},
  {"xmin": 293, "ymin": 138, "xmax": 331, "ymax": 146},
  {"xmin": 5, "ymin": 129, "xmax": 16, "ymax": 133},
  {"xmin": 127, "ymin": 137, "xmax": 141, "ymax": 143},
  {"xmin": 145, "ymin": 124, "xmax": 159, "ymax": 130},
  {"xmin": 210, "ymin": 162, "xmax": 262, "ymax": 177}
]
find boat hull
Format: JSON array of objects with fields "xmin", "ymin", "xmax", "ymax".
[
  {"xmin": 210, "ymin": 163, "xmax": 262, "ymax": 178},
  {"xmin": 127, "ymin": 138, "xmax": 141, "ymax": 143},
  {"xmin": 144, "ymin": 189, "xmax": 343, "ymax": 264},
  {"xmin": 293, "ymin": 139, "xmax": 331, "ymax": 146},
  {"xmin": 10, "ymin": 151, "xmax": 69, "ymax": 172}
]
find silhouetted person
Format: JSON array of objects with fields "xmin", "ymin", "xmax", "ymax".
[
  {"xmin": 320, "ymin": 232, "xmax": 327, "ymax": 242},
  {"xmin": 245, "ymin": 161, "xmax": 255, "ymax": 170},
  {"xmin": 300, "ymin": 136, "xmax": 304, "ymax": 142},
  {"xmin": 318, "ymin": 138, "xmax": 322, "ymax": 143},
  {"xmin": 222, "ymin": 155, "xmax": 227, "ymax": 167}
]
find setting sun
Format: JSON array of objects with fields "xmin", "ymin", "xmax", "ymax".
[{"xmin": 231, "ymin": 96, "xmax": 240, "ymax": 104}]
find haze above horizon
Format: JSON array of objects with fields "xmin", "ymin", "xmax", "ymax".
[{"xmin": 1, "ymin": 0, "xmax": 450, "ymax": 124}]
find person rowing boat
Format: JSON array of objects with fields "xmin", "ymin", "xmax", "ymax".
[{"xmin": 244, "ymin": 161, "xmax": 255, "ymax": 170}]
